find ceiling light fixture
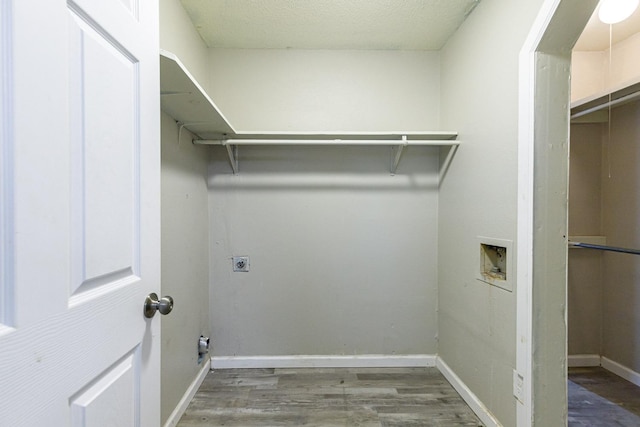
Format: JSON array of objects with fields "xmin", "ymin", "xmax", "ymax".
[{"xmin": 598, "ymin": 0, "xmax": 639, "ymax": 24}]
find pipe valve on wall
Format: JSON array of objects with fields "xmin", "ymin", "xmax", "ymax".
[{"xmin": 198, "ymin": 335, "xmax": 210, "ymax": 364}]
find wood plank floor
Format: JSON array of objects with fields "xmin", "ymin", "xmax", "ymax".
[
  {"xmin": 569, "ymin": 367, "xmax": 640, "ymax": 426},
  {"xmin": 177, "ymin": 367, "xmax": 484, "ymax": 426}
]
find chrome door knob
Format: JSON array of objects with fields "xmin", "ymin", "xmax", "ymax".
[{"xmin": 144, "ymin": 293, "xmax": 174, "ymax": 318}]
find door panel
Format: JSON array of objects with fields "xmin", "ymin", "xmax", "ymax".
[
  {"xmin": 68, "ymin": 7, "xmax": 139, "ymax": 297},
  {"xmin": 0, "ymin": 0, "xmax": 160, "ymax": 425},
  {"xmin": 70, "ymin": 350, "xmax": 139, "ymax": 427},
  {"xmin": 117, "ymin": 0, "xmax": 139, "ymax": 19}
]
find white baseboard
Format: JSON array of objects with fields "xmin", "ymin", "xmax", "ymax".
[
  {"xmin": 163, "ymin": 358, "xmax": 211, "ymax": 427},
  {"xmin": 436, "ymin": 357, "xmax": 501, "ymax": 427},
  {"xmin": 568, "ymin": 354, "xmax": 601, "ymax": 367},
  {"xmin": 601, "ymin": 356, "xmax": 640, "ymax": 388},
  {"xmin": 568, "ymin": 354, "xmax": 640, "ymax": 388},
  {"xmin": 211, "ymin": 354, "xmax": 436, "ymax": 369}
]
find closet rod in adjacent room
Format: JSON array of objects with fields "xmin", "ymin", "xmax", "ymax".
[
  {"xmin": 571, "ymin": 90, "xmax": 640, "ymax": 120},
  {"xmin": 568, "ymin": 241, "xmax": 640, "ymax": 256}
]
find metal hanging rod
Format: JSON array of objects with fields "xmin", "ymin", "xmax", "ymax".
[
  {"xmin": 571, "ymin": 90, "xmax": 640, "ymax": 120},
  {"xmin": 568, "ymin": 241, "xmax": 640, "ymax": 256}
]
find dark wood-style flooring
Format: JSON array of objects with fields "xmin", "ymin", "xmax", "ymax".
[
  {"xmin": 177, "ymin": 367, "xmax": 484, "ymax": 426},
  {"xmin": 569, "ymin": 367, "xmax": 640, "ymax": 426}
]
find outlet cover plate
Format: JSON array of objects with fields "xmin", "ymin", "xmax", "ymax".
[{"xmin": 233, "ymin": 256, "xmax": 249, "ymax": 272}]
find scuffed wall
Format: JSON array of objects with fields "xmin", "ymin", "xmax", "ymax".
[
  {"xmin": 438, "ymin": 0, "xmax": 545, "ymax": 425},
  {"xmin": 160, "ymin": 112, "xmax": 211, "ymax": 425}
]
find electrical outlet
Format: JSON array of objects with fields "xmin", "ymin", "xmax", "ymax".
[{"xmin": 232, "ymin": 256, "xmax": 249, "ymax": 272}]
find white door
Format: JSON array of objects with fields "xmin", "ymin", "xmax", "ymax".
[{"xmin": 0, "ymin": 0, "xmax": 161, "ymax": 425}]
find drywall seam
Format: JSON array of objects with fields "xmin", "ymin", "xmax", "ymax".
[
  {"xmin": 211, "ymin": 355, "xmax": 436, "ymax": 369},
  {"xmin": 436, "ymin": 357, "xmax": 502, "ymax": 427},
  {"xmin": 163, "ymin": 359, "xmax": 211, "ymax": 427}
]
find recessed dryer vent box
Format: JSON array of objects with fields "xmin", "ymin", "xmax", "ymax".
[{"xmin": 477, "ymin": 237, "xmax": 513, "ymax": 292}]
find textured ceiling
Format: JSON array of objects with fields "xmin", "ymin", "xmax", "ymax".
[
  {"xmin": 180, "ymin": 0, "xmax": 481, "ymax": 50},
  {"xmin": 575, "ymin": 3, "xmax": 640, "ymax": 51}
]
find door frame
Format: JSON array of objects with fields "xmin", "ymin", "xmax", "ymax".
[{"xmin": 516, "ymin": 0, "xmax": 598, "ymax": 425}]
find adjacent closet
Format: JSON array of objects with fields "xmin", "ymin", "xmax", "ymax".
[{"xmin": 568, "ymin": 86, "xmax": 640, "ymax": 424}]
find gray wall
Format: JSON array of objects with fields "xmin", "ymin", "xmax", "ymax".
[
  {"xmin": 208, "ymin": 49, "xmax": 441, "ymax": 132},
  {"xmin": 569, "ymin": 122, "xmax": 603, "ymax": 356},
  {"xmin": 160, "ymin": 112, "xmax": 211, "ymax": 424},
  {"xmin": 569, "ymin": 101, "xmax": 640, "ymax": 373},
  {"xmin": 602, "ymin": 100, "xmax": 640, "ymax": 372},
  {"xmin": 206, "ymin": 49, "xmax": 442, "ymax": 358},
  {"xmin": 159, "ymin": 0, "xmax": 211, "ymax": 91},
  {"xmin": 437, "ymin": 0, "xmax": 544, "ymax": 425},
  {"xmin": 208, "ymin": 146, "xmax": 439, "ymax": 357},
  {"xmin": 159, "ymin": 2, "xmax": 214, "ymax": 423}
]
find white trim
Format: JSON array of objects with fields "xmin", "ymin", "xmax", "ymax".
[
  {"xmin": 517, "ymin": 1, "xmax": 569, "ymax": 425},
  {"xmin": 1, "ymin": 0, "xmax": 15, "ymax": 328},
  {"xmin": 436, "ymin": 357, "xmax": 501, "ymax": 427},
  {"xmin": 601, "ymin": 357, "xmax": 640, "ymax": 388},
  {"xmin": 518, "ymin": 2, "xmax": 600, "ymax": 425},
  {"xmin": 568, "ymin": 354, "xmax": 601, "ymax": 367},
  {"xmin": 517, "ymin": 5, "xmax": 551, "ymax": 427},
  {"xmin": 211, "ymin": 354, "xmax": 436, "ymax": 370},
  {"xmin": 163, "ymin": 359, "xmax": 211, "ymax": 427}
]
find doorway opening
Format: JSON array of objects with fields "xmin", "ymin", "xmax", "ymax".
[
  {"xmin": 568, "ymin": 3, "xmax": 640, "ymax": 424},
  {"xmin": 517, "ymin": 0, "xmax": 598, "ymax": 425}
]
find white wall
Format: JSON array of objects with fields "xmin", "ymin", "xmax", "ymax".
[
  {"xmin": 205, "ymin": 50, "xmax": 442, "ymax": 358},
  {"xmin": 160, "ymin": 0, "xmax": 211, "ymax": 92},
  {"xmin": 208, "ymin": 49, "xmax": 441, "ymax": 132},
  {"xmin": 571, "ymin": 51, "xmax": 606, "ymax": 102},
  {"xmin": 159, "ymin": 2, "xmax": 212, "ymax": 424},
  {"xmin": 572, "ymin": 32, "xmax": 640, "ymax": 103},
  {"xmin": 208, "ymin": 145, "xmax": 439, "ymax": 358},
  {"xmin": 160, "ymin": 113, "xmax": 211, "ymax": 425},
  {"xmin": 438, "ymin": 0, "xmax": 545, "ymax": 425}
]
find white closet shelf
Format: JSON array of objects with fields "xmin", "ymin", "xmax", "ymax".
[
  {"xmin": 160, "ymin": 50, "xmax": 234, "ymax": 138},
  {"xmin": 159, "ymin": 50, "xmax": 459, "ymax": 174},
  {"xmin": 196, "ymin": 132, "xmax": 458, "ymax": 144},
  {"xmin": 571, "ymin": 81, "xmax": 640, "ymax": 122},
  {"xmin": 198, "ymin": 134, "xmax": 460, "ymax": 175}
]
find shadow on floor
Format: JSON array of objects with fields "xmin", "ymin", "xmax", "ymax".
[{"xmin": 569, "ymin": 367, "xmax": 640, "ymax": 426}]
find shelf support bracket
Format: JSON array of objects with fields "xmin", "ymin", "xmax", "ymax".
[
  {"xmin": 224, "ymin": 142, "xmax": 238, "ymax": 174},
  {"xmin": 391, "ymin": 135, "xmax": 408, "ymax": 175},
  {"xmin": 439, "ymin": 144, "xmax": 459, "ymax": 187}
]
